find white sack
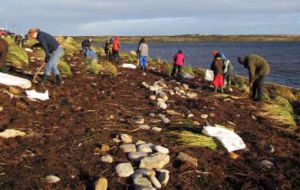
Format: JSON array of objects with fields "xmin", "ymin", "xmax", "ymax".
[
  {"xmin": 205, "ymin": 70, "xmax": 214, "ymax": 82},
  {"xmin": 0, "ymin": 72, "xmax": 32, "ymax": 89},
  {"xmin": 26, "ymin": 90, "xmax": 49, "ymax": 101},
  {"xmin": 122, "ymin": 63, "xmax": 137, "ymax": 69}
]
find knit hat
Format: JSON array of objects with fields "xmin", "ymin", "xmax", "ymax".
[{"xmin": 213, "ymin": 50, "xmax": 218, "ymax": 56}]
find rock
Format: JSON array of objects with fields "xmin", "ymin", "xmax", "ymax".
[
  {"xmin": 136, "ymin": 140, "xmax": 146, "ymax": 145},
  {"xmin": 135, "ymin": 187, "xmax": 156, "ymax": 190},
  {"xmin": 149, "ymin": 95, "xmax": 157, "ymax": 100},
  {"xmin": 133, "ymin": 177, "xmax": 153, "ymax": 188},
  {"xmin": 169, "ymin": 90, "xmax": 175, "ymax": 96},
  {"xmin": 157, "ymin": 169, "xmax": 170, "ymax": 186},
  {"xmin": 120, "ymin": 134, "xmax": 132, "ymax": 143},
  {"xmin": 46, "ymin": 175, "xmax": 60, "ymax": 184},
  {"xmin": 100, "ymin": 144, "xmax": 110, "ymax": 152},
  {"xmin": 157, "ymin": 98, "xmax": 165, "ymax": 103},
  {"xmin": 9, "ymin": 86, "xmax": 21, "ymax": 95},
  {"xmin": 133, "ymin": 116, "xmax": 145, "ymax": 124},
  {"xmin": 115, "ymin": 162, "xmax": 134, "ymax": 177},
  {"xmin": 139, "ymin": 125, "xmax": 151, "ymax": 130},
  {"xmin": 95, "ymin": 177, "xmax": 108, "ymax": 190},
  {"xmin": 149, "ymin": 86, "xmax": 160, "ymax": 92},
  {"xmin": 260, "ymin": 160, "xmax": 274, "ymax": 169},
  {"xmin": 183, "ymin": 84, "xmax": 189, "ymax": 90},
  {"xmin": 0, "ymin": 129, "xmax": 26, "ymax": 139},
  {"xmin": 228, "ymin": 152, "xmax": 240, "ymax": 160},
  {"xmin": 193, "ymin": 121, "xmax": 200, "ymax": 125},
  {"xmin": 120, "ymin": 144, "xmax": 137, "ymax": 153},
  {"xmin": 201, "ymin": 114, "xmax": 209, "ymax": 119},
  {"xmin": 223, "ymin": 98, "xmax": 231, "ymax": 102},
  {"xmin": 0, "ymin": 106, "xmax": 3, "ymax": 111},
  {"xmin": 113, "ymin": 138, "xmax": 121, "ymax": 143},
  {"xmin": 179, "ymin": 89, "xmax": 186, "ymax": 95},
  {"xmin": 177, "ymin": 152, "xmax": 198, "ymax": 167},
  {"xmin": 140, "ymin": 153, "xmax": 170, "ymax": 170},
  {"xmin": 150, "ymin": 119, "xmax": 162, "ymax": 124},
  {"xmin": 128, "ymin": 152, "xmax": 148, "ymax": 162},
  {"xmin": 209, "ymin": 113, "xmax": 216, "ymax": 117},
  {"xmin": 162, "ymin": 95, "xmax": 168, "ymax": 102},
  {"xmin": 151, "ymin": 127, "xmax": 162, "ymax": 132},
  {"xmin": 134, "ymin": 169, "xmax": 156, "ymax": 177},
  {"xmin": 150, "ymin": 175, "xmax": 162, "ymax": 189},
  {"xmin": 100, "ymin": 155, "xmax": 113, "ymax": 163},
  {"xmin": 166, "ymin": 110, "xmax": 180, "ymax": 115},
  {"xmin": 252, "ymin": 115, "xmax": 257, "ymax": 120},
  {"xmin": 187, "ymin": 113, "xmax": 194, "ymax": 118},
  {"xmin": 149, "ymin": 113, "xmax": 156, "ymax": 117},
  {"xmin": 137, "ymin": 144, "xmax": 153, "ymax": 153},
  {"xmin": 186, "ymin": 92, "xmax": 197, "ymax": 99},
  {"xmin": 174, "ymin": 87, "xmax": 180, "ymax": 92},
  {"xmin": 264, "ymin": 144, "xmax": 275, "ymax": 153},
  {"xmin": 161, "ymin": 117, "xmax": 170, "ymax": 124},
  {"xmin": 154, "ymin": 145, "xmax": 169, "ymax": 154},
  {"xmin": 157, "ymin": 101, "xmax": 167, "ymax": 109}
]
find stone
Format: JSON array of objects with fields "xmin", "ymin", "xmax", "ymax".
[
  {"xmin": 183, "ymin": 84, "xmax": 189, "ymax": 90},
  {"xmin": 151, "ymin": 127, "xmax": 162, "ymax": 132},
  {"xmin": 264, "ymin": 144, "xmax": 275, "ymax": 153},
  {"xmin": 149, "ymin": 86, "xmax": 160, "ymax": 92},
  {"xmin": 134, "ymin": 169, "xmax": 156, "ymax": 177},
  {"xmin": 223, "ymin": 98, "xmax": 231, "ymax": 102},
  {"xmin": 169, "ymin": 90, "xmax": 175, "ymax": 96},
  {"xmin": 128, "ymin": 152, "xmax": 148, "ymax": 162},
  {"xmin": 150, "ymin": 119, "xmax": 162, "ymax": 124},
  {"xmin": 162, "ymin": 95, "xmax": 168, "ymax": 102},
  {"xmin": 252, "ymin": 115, "xmax": 257, "ymax": 120},
  {"xmin": 177, "ymin": 152, "xmax": 198, "ymax": 167},
  {"xmin": 113, "ymin": 138, "xmax": 121, "ymax": 143},
  {"xmin": 46, "ymin": 175, "xmax": 60, "ymax": 184},
  {"xmin": 157, "ymin": 169, "xmax": 170, "ymax": 186},
  {"xmin": 187, "ymin": 113, "xmax": 194, "ymax": 118},
  {"xmin": 120, "ymin": 134, "xmax": 132, "ymax": 143},
  {"xmin": 100, "ymin": 155, "xmax": 113, "ymax": 163},
  {"xmin": 136, "ymin": 140, "xmax": 146, "ymax": 145},
  {"xmin": 135, "ymin": 187, "xmax": 156, "ymax": 190},
  {"xmin": 100, "ymin": 144, "xmax": 110, "ymax": 152},
  {"xmin": 140, "ymin": 153, "xmax": 170, "ymax": 170},
  {"xmin": 201, "ymin": 114, "xmax": 209, "ymax": 119},
  {"xmin": 133, "ymin": 177, "xmax": 153, "ymax": 188},
  {"xmin": 209, "ymin": 113, "xmax": 216, "ymax": 117},
  {"xmin": 149, "ymin": 95, "xmax": 157, "ymax": 100},
  {"xmin": 186, "ymin": 92, "xmax": 198, "ymax": 99},
  {"xmin": 228, "ymin": 152, "xmax": 240, "ymax": 160},
  {"xmin": 150, "ymin": 175, "xmax": 162, "ymax": 189},
  {"xmin": 161, "ymin": 117, "xmax": 170, "ymax": 124},
  {"xmin": 95, "ymin": 177, "xmax": 108, "ymax": 190},
  {"xmin": 157, "ymin": 98, "xmax": 165, "ymax": 103},
  {"xmin": 174, "ymin": 87, "xmax": 180, "ymax": 92},
  {"xmin": 120, "ymin": 144, "xmax": 137, "ymax": 153},
  {"xmin": 158, "ymin": 101, "xmax": 167, "ymax": 109},
  {"xmin": 133, "ymin": 116, "xmax": 145, "ymax": 124},
  {"xmin": 115, "ymin": 162, "xmax": 134, "ymax": 177},
  {"xmin": 137, "ymin": 144, "xmax": 153, "ymax": 153},
  {"xmin": 149, "ymin": 113, "xmax": 156, "ymax": 117},
  {"xmin": 139, "ymin": 125, "xmax": 151, "ymax": 130},
  {"xmin": 0, "ymin": 106, "xmax": 3, "ymax": 111},
  {"xmin": 260, "ymin": 160, "xmax": 274, "ymax": 169},
  {"xmin": 9, "ymin": 86, "xmax": 21, "ymax": 95},
  {"xmin": 154, "ymin": 145, "xmax": 169, "ymax": 154},
  {"xmin": 0, "ymin": 129, "xmax": 26, "ymax": 139},
  {"xmin": 166, "ymin": 110, "xmax": 180, "ymax": 115}
]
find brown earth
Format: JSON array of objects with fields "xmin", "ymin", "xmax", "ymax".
[{"xmin": 0, "ymin": 52, "xmax": 299, "ymax": 190}]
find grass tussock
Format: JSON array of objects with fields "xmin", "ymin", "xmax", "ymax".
[
  {"xmin": 58, "ymin": 60, "xmax": 72, "ymax": 76},
  {"xmin": 83, "ymin": 60, "xmax": 117, "ymax": 76},
  {"xmin": 170, "ymin": 130, "xmax": 218, "ymax": 150},
  {"xmin": 84, "ymin": 62, "xmax": 102, "ymax": 74},
  {"xmin": 262, "ymin": 96, "xmax": 296, "ymax": 129},
  {"xmin": 3, "ymin": 36, "xmax": 29, "ymax": 69},
  {"xmin": 56, "ymin": 36, "xmax": 80, "ymax": 55}
]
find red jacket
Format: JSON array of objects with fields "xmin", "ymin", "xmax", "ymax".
[
  {"xmin": 113, "ymin": 37, "xmax": 120, "ymax": 51},
  {"xmin": 174, "ymin": 53, "xmax": 184, "ymax": 66}
]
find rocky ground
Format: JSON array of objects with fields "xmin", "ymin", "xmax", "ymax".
[{"xmin": 0, "ymin": 52, "xmax": 299, "ymax": 190}]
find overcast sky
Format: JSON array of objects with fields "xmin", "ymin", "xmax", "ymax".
[{"xmin": 0, "ymin": 0, "xmax": 299, "ymax": 35}]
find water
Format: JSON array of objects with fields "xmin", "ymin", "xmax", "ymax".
[{"xmin": 99, "ymin": 41, "xmax": 300, "ymax": 88}]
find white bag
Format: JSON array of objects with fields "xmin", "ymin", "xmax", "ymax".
[
  {"xmin": 0, "ymin": 72, "xmax": 32, "ymax": 89},
  {"xmin": 205, "ymin": 70, "xmax": 214, "ymax": 81}
]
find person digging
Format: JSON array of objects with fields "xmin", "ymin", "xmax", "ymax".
[
  {"xmin": 237, "ymin": 55, "xmax": 270, "ymax": 101},
  {"xmin": 28, "ymin": 28, "xmax": 64, "ymax": 86}
]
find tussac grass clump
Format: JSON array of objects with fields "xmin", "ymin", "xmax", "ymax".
[
  {"xmin": 100, "ymin": 61, "xmax": 118, "ymax": 76},
  {"xmin": 170, "ymin": 130, "xmax": 218, "ymax": 150},
  {"xmin": 84, "ymin": 62, "xmax": 102, "ymax": 74},
  {"xmin": 56, "ymin": 36, "xmax": 80, "ymax": 55},
  {"xmin": 262, "ymin": 96, "xmax": 296, "ymax": 129},
  {"xmin": 3, "ymin": 36, "xmax": 29, "ymax": 69},
  {"xmin": 84, "ymin": 60, "xmax": 117, "ymax": 76},
  {"xmin": 58, "ymin": 60, "xmax": 72, "ymax": 76}
]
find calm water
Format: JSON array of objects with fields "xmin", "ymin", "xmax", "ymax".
[{"xmin": 99, "ymin": 42, "xmax": 300, "ymax": 88}]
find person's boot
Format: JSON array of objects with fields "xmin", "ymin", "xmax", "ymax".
[
  {"xmin": 41, "ymin": 74, "xmax": 48, "ymax": 86},
  {"xmin": 55, "ymin": 75, "xmax": 62, "ymax": 86}
]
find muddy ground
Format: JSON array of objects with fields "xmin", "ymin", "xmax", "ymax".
[{"xmin": 0, "ymin": 53, "xmax": 299, "ymax": 190}]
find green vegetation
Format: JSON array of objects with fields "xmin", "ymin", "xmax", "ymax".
[
  {"xmin": 58, "ymin": 60, "xmax": 72, "ymax": 76},
  {"xmin": 3, "ymin": 36, "xmax": 29, "ymax": 69},
  {"xmin": 56, "ymin": 36, "xmax": 80, "ymax": 55},
  {"xmin": 84, "ymin": 61, "xmax": 117, "ymax": 76}
]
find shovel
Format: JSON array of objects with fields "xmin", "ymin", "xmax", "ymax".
[{"xmin": 32, "ymin": 62, "xmax": 45, "ymax": 83}]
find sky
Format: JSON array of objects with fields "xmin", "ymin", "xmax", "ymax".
[{"xmin": 0, "ymin": 0, "xmax": 299, "ymax": 36}]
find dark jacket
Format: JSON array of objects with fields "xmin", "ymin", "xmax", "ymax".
[
  {"xmin": 82, "ymin": 39, "xmax": 91, "ymax": 49},
  {"xmin": 211, "ymin": 59, "xmax": 224, "ymax": 75},
  {"xmin": 0, "ymin": 39, "xmax": 8, "ymax": 66},
  {"xmin": 244, "ymin": 54, "xmax": 270, "ymax": 83},
  {"xmin": 36, "ymin": 31, "xmax": 60, "ymax": 62}
]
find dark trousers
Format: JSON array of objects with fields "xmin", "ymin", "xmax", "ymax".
[
  {"xmin": 171, "ymin": 64, "xmax": 182, "ymax": 77},
  {"xmin": 252, "ymin": 76, "xmax": 265, "ymax": 101},
  {"xmin": 112, "ymin": 50, "xmax": 120, "ymax": 64}
]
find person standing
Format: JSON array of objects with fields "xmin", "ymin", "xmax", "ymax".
[
  {"xmin": 211, "ymin": 53, "xmax": 224, "ymax": 93},
  {"xmin": 138, "ymin": 38, "xmax": 149, "ymax": 71},
  {"xmin": 105, "ymin": 38, "xmax": 113, "ymax": 60},
  {"xmin": 112, "ymin": 36, "xmax": 120, "ymax": 64},
  {"xmin": 171, "ymin": 49, "xmax": 185, "ymax": 78},
  {"xmin": 221, "ymin": 53, "xmax": 234, "ymax": 89},
  {"xmin": 28, "ymin": 28, "xmax": 64, "ymax": 85},
  {"xmin": 0, "ymin": 38, "xmax": 9, "ymax": 72},
  {"xmin": 237, "ymin": 54, "xmax": 270, "ymax": 101}
]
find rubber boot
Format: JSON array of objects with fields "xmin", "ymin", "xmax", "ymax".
[
  {"xmin": 55, "ymin": 75, "xmax": 62, "ymax": 86},
  {"xmin": 41, "ymin": 74, "xmax": 49, "ymax": 86}
]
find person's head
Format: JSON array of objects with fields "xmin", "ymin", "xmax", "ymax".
[
  {"xmin": 237, "ymin": 56, "xmax": 244, "ymax": 64},
  {"xmin": 178, "ymin": 49, "xmax": 183, "ymax": 54},
  {"xmin": 115, "ymin": 36, "xmax": 120, "ymax": 41},
  {"xmin": 140, "ymin": 37, "xmax": 145, "ymax": 43},
  {"xmin": 27, "ymin": 28, "xmax": 39, "ymax": 39},
  {"xmin": 213, "ymin": 50, "xmax": 218, "ymax": 57},
  {"xmin": 88, "ymin": 38, "xmax": 92, "ymax": 42}
]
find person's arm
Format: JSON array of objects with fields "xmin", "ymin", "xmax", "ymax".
[
  {"xmin": 39, "ymin": 39, "xmax": 50, "ymax": 62},
  {"xmin": 248, "ymin": 63, "xmax": 255, "ymax": 85}
]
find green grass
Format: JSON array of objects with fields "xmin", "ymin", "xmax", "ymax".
[
  {"xmin": 84, "ymin": 62, "xmax": 102, "ymax": 74},
  {"xmin": 58, "ymin": 60, "xmax": 72, "ymax": 76}
]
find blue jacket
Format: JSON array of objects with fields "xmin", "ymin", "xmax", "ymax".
[{"xmin": 36, "ymin": 31, "xmax": 60, "ymax": 62}]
